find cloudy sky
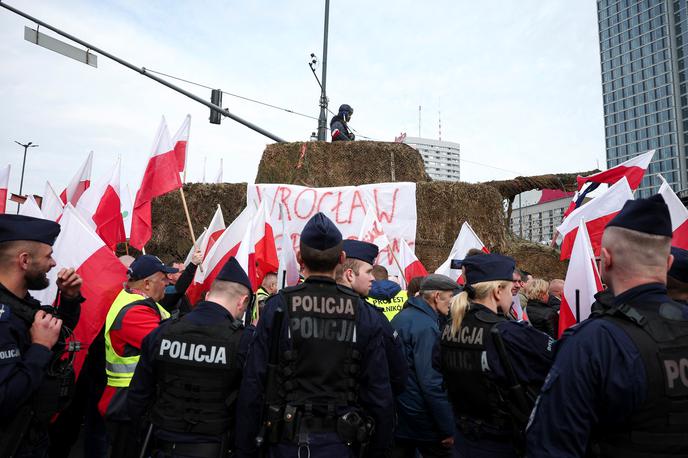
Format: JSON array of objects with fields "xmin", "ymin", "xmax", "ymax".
[{"xmin": 0, "ymin": 0, "xmax": 605, "ymax": 207}]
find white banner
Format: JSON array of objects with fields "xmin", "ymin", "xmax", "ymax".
[{"xmin": 247, "ymin": 183, "xmax": 417, "ymax": 276}]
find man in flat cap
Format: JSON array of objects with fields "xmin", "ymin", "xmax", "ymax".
[
  {"xmin": 236, "ymin": 212, "xmax": 394, "ymax": 457},
  {"xmin": 128, "ymin": 257, "xmax": 254, "ymax": 457},
  {"xmin": 0, "ymin": 214, "xmax": 84, "ymax": 456},
  {"xmin": 390, "ymin": 273, "xmax": 457, "ymax": 457},
  {"xmin": 527, "ymin": 195, "xmax": 688, "ymax": 457},
  {"xmin": 98, "ymin": 254, "xmax": 178, "ymax": 458},
  {"xmin": 337, "ymin": 239, "xmax": 408, "ymax": 397}
]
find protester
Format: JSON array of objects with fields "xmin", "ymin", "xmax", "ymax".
[
  {"xmin": 391, "ymin": 274, "xmax": 456, "ymax": 458},
  {"xmin": 254, "ymin": 271, "xmax": 277, "ymax": 320},
  {"xmin": 547, "ymin": 278, "xmax": 564, "ymax": 310},
  {"xmin": 338, "ymin": 239, "xmax": 408, "ymax": 397},
  {"xmin": 667, "ymin": 246, "xmax": 688, "ymax": 304},
  {"xmin": 161, "ymin": 251, "xmax": 202, "ymax": 317},
  {"xmin": 517, "ymin": 270, "xmax": 530, "ymax": 311},
  {"xmin": 369, "ymin": 265, "xmax": 408, "ymax": 321},
  {"xmin": 0, "ymin": 214, "xmax": 84, "ymax": 456},
  {"xmin": 441, "ymin": 254, "xmax": 554, "ymax": 457},
  {"xmin": 128, "ymin": 257, "xmax": 254, "ymax": 457},
  {"xmin": 330, "ymin": 104, "xmax": 355, "ymax": 141},
  {"xmin": 527, "ymin": 195, "xmax": 688, "ymax": 456},
  {"xmin": 524, "ymin": 278, "xmax": 559, "ymax": 339},
  {"xmin": 236, "ymin": 213, "xmax": 394, "ymax": 457},
  {"xmin": 98, "ymin": 254, "xmax": 177, "ymax": 458},
  {"xmin": 407, "ymin": 275, "xmax": 425, "ymax": 298}
]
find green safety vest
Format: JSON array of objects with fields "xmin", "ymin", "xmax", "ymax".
[
  {"xmin": 369, "ymin": 290, "xmax": 408, "ymax": 321},
  {"xmin": 104, "ymin": 289, "xmax": 170, "ymax": 388}
]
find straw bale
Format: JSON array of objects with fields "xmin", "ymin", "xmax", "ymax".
[
  {"xmin": 502, "ymin": 237, "xmax": 568, "ymax": 280},
  {"xmin": 255, "ymin": 141, "xmax": 430, "ymax": 187},
  {"xmin": 485, "ymin": 170, "xmax": 600, "ymax": 201}
]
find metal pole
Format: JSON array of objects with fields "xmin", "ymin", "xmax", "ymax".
[
  {"xmin": 316, "ymin": 0, "xmax": 330, "ymax": 141},
  {"xmin": 14, "ymin": 141, "xmax": 37, "ymax": 214},
  {"xmin": 0, "ymin": 1, "xmax": 286, "ymax": 143}
]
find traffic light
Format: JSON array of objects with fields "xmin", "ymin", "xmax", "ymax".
[{"xmin": 209, "ymin": 89, "xmax": 223, "ymax": 124}]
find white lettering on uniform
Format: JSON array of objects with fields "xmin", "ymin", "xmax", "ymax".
[
  {"xmin": 160, "ymin": 339, "xmax": 228, "ymax": 364},
  {"xmin": 665, "ymin": 358, "xmax": 688, "ymax": 389},
  {"xmin": 0, "ymin": 348, "xmax": 20, "ymax": 359},
  {"xmin": 481, "ymin": 351, "xmax": 490, "ymax": 372},
  {"xmin": 170, "ymin": 341, "xmax": 181, "ymax": 358}
]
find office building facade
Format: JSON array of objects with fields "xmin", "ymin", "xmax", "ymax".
[
  {"xmin": 402, "ymin": 136, "xmax": 461, "ymax": 181},
  {"xmin": 597, "ymin": 0, "xmax": 688, "ymax": 195},
  {"xmin": 509, "ymin": 189, "xmax": 574, "ymax": 244}
]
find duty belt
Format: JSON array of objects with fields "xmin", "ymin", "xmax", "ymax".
[{"xmin": 156, "ymin": 440, "xmax": 224, "ymax": 457}]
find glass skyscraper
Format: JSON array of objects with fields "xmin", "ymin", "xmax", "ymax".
[{"xmin": 597, "ymin": 0, "xmax": 688, "ymax": 196}]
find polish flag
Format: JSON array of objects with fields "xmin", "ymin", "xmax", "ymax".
[
  {"xmin": 42, "ymin": 181, "xmax": 64, "ymax": 221},
  {"xmin": 172, "ymin": 114, "xmax": 191, "ymax": 173},
  {"xmin": 358, "ymin": 203, "xmax": 402, "ymax": 278},
  {"xmin": 76, "ymin": 157, "xmax": 126, "ymax": 249},
  {"xmin": 435, "ymin": 222, "xmax": 489, "ymax": 282},
  {"xmin": 186, "ymin": 206, "xmax": 254, "ymax": 303},
  {"xmin": 236, "ymin": 200, "xmax": 279, "ymax": 290},
  {"xmin": 275, "ymin": 204, "xmax": 301, "ymax": 289},
  {"xmin": 18, "ymin": 195, "xmax": 45, "ymax": 219},
  {"xmin": 184, "ymin": 205, "xmax": 225, "ymax": 265},
  {"xmin": 559, "ymin": 219, "xmax": 603, "ymax": 337},
  {"xmin": 398, "ymin": 238, "xmax": 428, "ymax": 284},
  {"xmin": 509, "ymin": 295, "xmax": 528, "ymax": 322},
  {"xmin": 0, "ymin": 164, "xmax": 10, "ymax": 214},
  {"xmin": 121, "ymin": 184, "xmax": 134, "ymax": 239},
  {"xmin": 557, "ymin": 177, "xmax": 633, "ymax": 260},
  {"xmin": 658, "ymin": 174, "xmax": 688, "ymax": 250},
  {"xmin": 129, "ymin": 117, "xmax": 183, "ymax": 250},
  {"xmin": 60, "ymin": 151, "xmax": 93, "ymax": 205},
  {"xmin": 577, "ymin": 150, "xmax": 654, "ymax": 191},
  {"xmin": 30, "ymin": 205, "xmax": 127, "ymax": 377}
]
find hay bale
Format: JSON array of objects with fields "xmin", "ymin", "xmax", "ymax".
[
  {"xmin": 503, "ymin": 237, "xmax": 568, "ymax": 280},
  {"xmin": 485, "ymin": 170, "xmax": 600, "ymax": 201},
  {"xmin": 255, "ymin": 141, "xmax": 430, "ymax": 187}
]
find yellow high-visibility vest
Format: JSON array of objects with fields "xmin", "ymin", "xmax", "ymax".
[
  {"xmin": 368, "ymin": 290, "xmax": 408, "ymax": 321},
  {"xmin": 104, "ymin": 289, "xmax": 170, "ymax": 388}
]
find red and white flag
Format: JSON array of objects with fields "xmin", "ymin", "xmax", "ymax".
[
  {"xmin": 577, "ymin": 150, "xmax": 654, "ymax": 191},
  {"xmin": 42, "ymin": 181, "xmax": 64, "ymax": 222},
  {"xmin": 18, "ymin": 195, "xmax": 45, "ymax": 219},
  {"xmin": 121, "ymin": 184, "xmax": 134, "ymax": 239},
  {"xmin": 30, "ymin": 205, "xmax": 127, "ymax": 377},
  {"xmin": 398, "ymin": 237, "xmax": 428, "ymax": 284},
  {"xmin": 435, "ymin": 222, "xmax": 489, "ymax": 282},
  {"xmin": 172, "ymin": 114, "xmax": 191, "ymax": 174},
  {"xmin": 129, "ymin": 117, "xmax": 183, "ymax": 250},
  {"xmin": 186, "ymin": 206, "xmax": 254, "ymax": 303},
  {"xmin": 277, "ymin": 231, "xmax": 301, "ymax": 289},
  {"xmin": 358, "ymin": 203, "xmax": 403, "ymax": 278},
  {"xmin": 557, "ymin": 177, "xmax": 633, "ymax": 260},
  {"xmin": 60, "ymin": 151, "xmax": 93, "ymax": 205},
  {"xmin": 658, "ymin": 174, "xmax": 688, "ymax": 250},
  {"xmin": 236, "ymin": 201, "xmax": 279, "ymax": 290},
  {"xmin": 184, "ymin": 204, "xmax": 225, "ymax": 265},
  {"xmin": 76, "ymin": 157, "xmax": 126, "ymax": 249},
  {"xmin": 559, "ymin": 219, "xmax": 603, "ymax": 337},
  {"xmin": 0, "ymin": 164, "xmax": 10, "ymax": 214}
]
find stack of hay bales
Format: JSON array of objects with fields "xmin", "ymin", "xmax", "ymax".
[{"xmin": 149, "ymin": 141, "xmax": 568, "ymax": 279}]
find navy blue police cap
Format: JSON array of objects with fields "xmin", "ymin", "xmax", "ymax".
[
  {"xmin": 128, "ymin": 254, "xmax": 178, "ymax": 281},
  {"xmin": 461, "ymin": 253, "xmax": 516, "ymax": 285},
  {"xmin": 605, "ymin": 194, "xmax": 672, "ymax": 237},
  {"xmin": 215, "ymin": 256, "xmax": 253, "ymax": 293},
  {"xmin": 0, "ymin": 214, "xmax": 60, "ymax": 246},
  {"xmin": 669, "ymin": 247, "xmax": 688, "ymax": 282},
  {"xmin": 343, "ymin": 239, "xmax": 379, "ymax": 265},
  {"xmin": 300, "ymin": 212, "xmax": 342, "ymax": 250}
]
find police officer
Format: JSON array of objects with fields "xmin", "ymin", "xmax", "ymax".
[
  {"xmin": 98, "ymin": 254, "xmax": 177, "ymax": 458},
  {"xmin": 667, "ymin": 246, "xmax": 688, "ymax": 305},
  {"xmin": 330, "ymin": 104, "xmax": 355, "ymax": 142},
  {"xmin": 0, "ymin": 214, "xmax": 84, "ymax": 457},
  {"xmin": 128, "ymin": 257, "xmax": 254, "ymax": 457},
  {"xmin": 338, "ymin": 239, "xmax": 408, "ymax": 396},
  {"xmin": 440, "ymin": 254, "xmax": 554, "ymax": 457},
  {"xmin": 235, "ymin": 212, "xmax": 394, "ymax": 457},
  {"xmin": 526, "ymin": 195, "xmax": 688, "ymax": 457}
]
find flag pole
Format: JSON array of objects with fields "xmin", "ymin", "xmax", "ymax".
[
  {"xmin": 178, "ymin": 187, "xmax": 203, "ymax": 273},
  {"xmin": 575, "ymin": 289, "xmax": 580, "ymax": 322},
  {"xmin": 125, "ymin": 240, "xmax": 129, "ymax": 256}
]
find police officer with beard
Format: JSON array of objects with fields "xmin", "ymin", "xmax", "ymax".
[
  {"xmin": 128, "ymin": 256, "xmax": 254, "ymax": 457},
  {"xmin": 338, "ymin": 239, "xmax": 408, "ymax": 396},
  {"xmin": 441, "ymin": 254, "xmax": 554, "ymax": 458},
  {"xmin": 527, "ymin": 195, "xmax": 688, "ymax": 457},
  {"xmin": 235, "ymin": 212, "xmax": 394, "ymax": 457},
  {"xmin": 0, "ymin": 215, "xmax": 84, "ymax": 457}
]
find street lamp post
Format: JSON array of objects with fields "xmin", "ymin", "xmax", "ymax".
[
  {"xmin": 14, "ymin": 141, "xmax": 38, "ymax": 214},
  {"xmin": 316, "ymin": 0, "xmax": 330, "ymax": 141}
]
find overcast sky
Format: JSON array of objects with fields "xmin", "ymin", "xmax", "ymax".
[{"xmin": 0, "ymin": 0, "xmax": 606, "ymax": 205}]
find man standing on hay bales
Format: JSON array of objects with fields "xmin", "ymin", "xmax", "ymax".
[{"xmin": 330, "ymin": 104, "xmax": 355, "ymax": 142}]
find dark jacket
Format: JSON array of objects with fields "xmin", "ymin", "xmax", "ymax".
[
  {"xmin": 369, "ymin": 280, "xmax": 402, "ymax": 301},
  {"xmin": 330, "ymin": 115, "xmax": 354, "ymax": 141},
  {"xmin": 162, "ymin": 262, "xmax": 198, "ymax": 316},
  {"xmin": 390, "ymin": 296, "xmax": 454, "ymax": 441},
  {"xmin": 526, "ymin": 299, "xmax": 559, "ymax": 339},
  {"xmin": 547, "ymin": 294, "xmax": 561, "ymax": 312}
]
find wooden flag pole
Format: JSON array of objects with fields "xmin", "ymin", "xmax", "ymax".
[
  {"xmin": 125, "ymin": 240, "xmax": 130, "ymax": 256},
  {"xmin": 179, "ymin": 187, "xmax": 203, "ymax": 273}
]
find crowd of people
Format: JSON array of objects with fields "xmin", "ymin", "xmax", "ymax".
[{"xmin": 1, "ymin": 192, "xmax": 688, "ymax": 458}]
